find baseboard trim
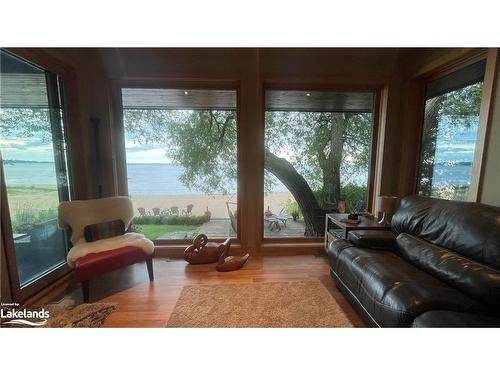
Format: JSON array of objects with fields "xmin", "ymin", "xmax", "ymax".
[{"xmin": 23, "ymin": 271, "xmax": 75, "ymax": 308}]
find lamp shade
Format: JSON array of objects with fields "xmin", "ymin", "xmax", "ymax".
[{"xmin": 376, "ymin": 196, "xmax": 398, "ymax": 214}]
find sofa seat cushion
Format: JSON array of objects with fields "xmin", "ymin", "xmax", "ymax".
[
  {"xmin": 75, "ymin": 246, "xmax": 152, "ymax": 282},
  {"xmin": 412, "ymin": 310, "xmax": 500, "ymax": 328},
  {"xmin": 396, "ymin": 233, "xmax": 500, "ymax": 310},
  {"xmin": 327, "ymin": 240, "xmax": 485, "ymax": 327}
]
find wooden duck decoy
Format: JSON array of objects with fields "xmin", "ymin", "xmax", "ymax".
[
  {"xmin": 184, "ymin": 234, "xmax": 231, "ymax": 264},
  {"xmin": 216, "ymin": 243, "xmax": 250, "ymax": 272}
]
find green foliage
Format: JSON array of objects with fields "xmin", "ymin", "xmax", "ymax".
[
  {"xmin": 131, "ymin": 224, "xmax": 200, "ymax": 240},
  {"xmin": 133, "ymin": 213, "xmax": 210, "ymax": 226},
  {"xmin": 7, "ymin": 185, "xmax": 58, "ymax": 195},
  {"xmin": 0, "ymin": 108, "xmax": 53, "ymax": 140},
  {"xmin": 265, "ymin": 111, "xmax": 373, "ymax": 192},
  {"xmin": 123, "ymin": 108, "xmax": 373, "ymax": 199},
  {"xmin": 124, "ymin": 109, "xmax": 237, "ymax": 194},
  {"xmin": 11, "ymin": 204, "xmax": 58, "ymax": 232},
  {"xmin": 285, "ymin": 184, "xmax": 368, "ymax": 215},
  {"xmin": 431, "ymin": 184, "xmax": 469, "ymax": 201},
  {"xmin": 285, "ymin": 198, "xmax": 300, "ymax": 217},
  {"xmin": 340, "ymin": 184, "xmax": 368, "ymax": 212}
]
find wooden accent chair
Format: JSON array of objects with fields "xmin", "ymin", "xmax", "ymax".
[{"xmin": 58, "ymin": 196, "xmax": 155, "ymax": 303}]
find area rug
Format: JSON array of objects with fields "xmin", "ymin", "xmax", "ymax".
[
  {"xmin": 166, "ymin": 280, "xmax": 353, "ymax": 328},
  {"xmin": 41, "ymin": 298, "xmax": 117, "ymax": 328}
]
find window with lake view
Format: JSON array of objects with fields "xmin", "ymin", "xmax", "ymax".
[
  {"xmin": 121, "ymin": 88, "xmax": 238, "ymax": 241},
  {"xmin": 417, "ymin": 60, "xmax": 485, "ymax": 201},
  {"xmin": 1, "ymin": 50, "xmax": 70, "ymax": 287}
]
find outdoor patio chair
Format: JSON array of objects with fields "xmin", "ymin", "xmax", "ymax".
[
  {"xmin": 226, "ymin": 201, "xmax": 237, "ymax": 234},
  {"xmin": 170, "ymin": 206, "xmax": 179, "ymax": 215},
  {"xmin": 184, "ymin": 204, "xmax": 194, "ymax": 215},
  {"xmin": 152, "ymin": 207, "xmax": 161, "ymax": 216},
  {"xmin": 264, "ymin": 216, "xmax": 282, "ymax": 231},
  {"xmin": 138, "ymin": 207, "xmax": 148, "ymax": 216}
]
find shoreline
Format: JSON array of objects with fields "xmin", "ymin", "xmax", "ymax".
[
  {"xmin": 5, "ymin": 184, "xmax": 294, "ymax": 220},
  {"xmin": 130, "ymin": 192, "xmax": 293, "ymax": 219}
]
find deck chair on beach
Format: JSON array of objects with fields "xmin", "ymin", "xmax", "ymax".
[
  {"xmin": 226, "ymin": 201, "xmax": 237, "ymax": 234},
  {"xmin": 138, "ymin": 207, "xmax": 148, "ymax": 216},
  {"xmin": 184, "ymin": 204, "xmax": 194, "ymax": 215}
]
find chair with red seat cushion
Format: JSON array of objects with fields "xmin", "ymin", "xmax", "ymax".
[
  {"xmin": 75, "ymin": 246, "xmax": 154, "ymax": 302},
  {"xmin": 58, "ymin": 196, "xmax": 155, "ymax": 302}
]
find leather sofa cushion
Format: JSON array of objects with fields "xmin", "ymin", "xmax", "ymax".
[
  {"xmin": 412, "ymin": 310, "xmax": 500, "ymax": 328},
  {"xmin": 327, "ymin": 240, "xmax": 485, "ymax": 327},
  {"xmin": 348, "ymin": 230, "xmax": 396, "ymax": 250},
  {"xmin": 391, "ymin": 195, "xmax": 500, "ymax": 270},
  {"xmin": 396, "ymin": 233, "xmax": 500, "ymax": 310}
]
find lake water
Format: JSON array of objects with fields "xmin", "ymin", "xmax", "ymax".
[{"xmin": 3, "ymin": 161, "xmax": 473, "ymax": 196}]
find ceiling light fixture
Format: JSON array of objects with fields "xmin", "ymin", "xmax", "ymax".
[
  {"xmin": 184, "ymin": 91, "xmax": 189, "ymax": 95},
  {"xmin": 306, "ymin": 92, "xmax": 311, "ymax": 97}
]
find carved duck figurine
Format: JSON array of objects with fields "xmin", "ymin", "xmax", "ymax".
[
  {"xmin": 184, "ymin": 234, "xmax": 231, "ymax": 264},
  {"xmin": 216, "ymin": 243, "xmax": 250, "ymax": 272}
]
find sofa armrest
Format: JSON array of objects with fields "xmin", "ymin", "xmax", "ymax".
[{"xmin": 347, "ymin": 230, "xmax": 396, "ymax": 250}]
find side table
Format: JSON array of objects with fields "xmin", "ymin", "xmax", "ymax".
[{"xmin": 324, "ymin": 213, "xmax": 391, "ymax": 250}]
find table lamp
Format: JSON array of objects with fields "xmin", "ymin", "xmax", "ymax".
[{"xmin": 376, "ymin": 195, "xmax": 398, "ymax": 225}]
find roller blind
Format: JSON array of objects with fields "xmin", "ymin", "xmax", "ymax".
[{"xmin": 426, "ymin": 59, "xmax": 486, "ymax": 100}]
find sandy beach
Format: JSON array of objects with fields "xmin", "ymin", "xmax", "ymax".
[
  {"xmin": 6, "ymin": 184, "xmax": 294, "ymax": 221},
  {"xmin": 130, "ymin": 191, "xmax": 294, "ymax": 218}
]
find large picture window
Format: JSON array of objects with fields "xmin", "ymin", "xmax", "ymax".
[
  {"xmin": 417, "ymin": 60, "xmax": 486, "ymax": 201},
  {"xmin": 121, "ymin": 88, "xmax": 238, "ymax": 241},
  {"xmin": 263, "ymin": 90, "xmax": 375, "ymax": 238},
  {"xmin": 0, "ymin": 50, "xmax": 71, "ymax": 289}
]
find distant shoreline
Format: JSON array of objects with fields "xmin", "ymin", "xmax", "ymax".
[
  {"xmin": 4, "ymin": 160, "xmax": 180, "ymax": 166},
  {"xmin": 5, "ymin": 160, "xmax": 474, "ymax": 167}
]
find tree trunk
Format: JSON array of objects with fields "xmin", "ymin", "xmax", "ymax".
[
  {"xmin": 320, "ymin": 113, "xmax": 348, "ymax": 209},
  {"xmin": 265, "ymin": 150, "xmax": 325, "ymax": 236},
  {"xmin": 419, "ymin": 97, "xmax": 442, "ymax": 195}
]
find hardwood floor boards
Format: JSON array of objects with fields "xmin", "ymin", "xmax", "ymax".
[{"xmin": 64, "ymin": 255, "xmax": 365, "ymax": 327}]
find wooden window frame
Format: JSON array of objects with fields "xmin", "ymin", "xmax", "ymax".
[
  {"xmin": 260, "ymin": 81, "xmax": 383, "ymax": 245},
  {"xmin": 413, "ymin": 48, "xmax": 498, "ymax": 202},
  {"xmin": 110, "ymin": 78, "xmax": 242, "ymax": 249}
]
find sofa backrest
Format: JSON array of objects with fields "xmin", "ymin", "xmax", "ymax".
[{"xmin": 391, "ymin": 195, "xmax": 500, "ymax": 270}]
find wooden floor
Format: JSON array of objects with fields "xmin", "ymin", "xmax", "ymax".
[{"xmin": 64, "ymin": 255, "xmax": 365, "ymax": 327}]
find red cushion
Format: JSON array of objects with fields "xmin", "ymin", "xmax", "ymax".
[{"xmin": 75, "ymin": 246, "xmax": 152, "ymax": 282}]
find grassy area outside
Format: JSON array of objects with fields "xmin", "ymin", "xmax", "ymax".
[
  {"xmin": 6, "ymin": 185, "xmax": 60, "ymax": 232},
  {"xmin": 134, "ymin": 224, "xmax": 200, "ymax": 240}
]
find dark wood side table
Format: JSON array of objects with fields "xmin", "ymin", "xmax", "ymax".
[{"xmin": 324, "ymin": 213, "xmax": 391, "ymax": 250}]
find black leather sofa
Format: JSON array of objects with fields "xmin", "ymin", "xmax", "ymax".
[{"xmin": 327, "ymin": 195, "xmax": 500, "ymax": 327}]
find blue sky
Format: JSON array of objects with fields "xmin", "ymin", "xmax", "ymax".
[{"xmin": 0, "ymin": 134, "xmax": 55, "ymax": 162}]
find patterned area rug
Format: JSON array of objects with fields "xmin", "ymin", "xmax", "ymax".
[
  {"xmin": 166, "ymin": 280, "xmax": 354, "ymax": 328},
  {"xmin": 41, "ymin": 298, "xmax": 117, "ymax": 328}
]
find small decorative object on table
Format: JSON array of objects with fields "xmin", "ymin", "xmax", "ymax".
[
  {"xmin": 342, "ymin": 212, "xmax": 361, "ymax": 224},
  {"xmin": 184, "ymin": 234, "xmax": 231, "ymax": 264}
]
